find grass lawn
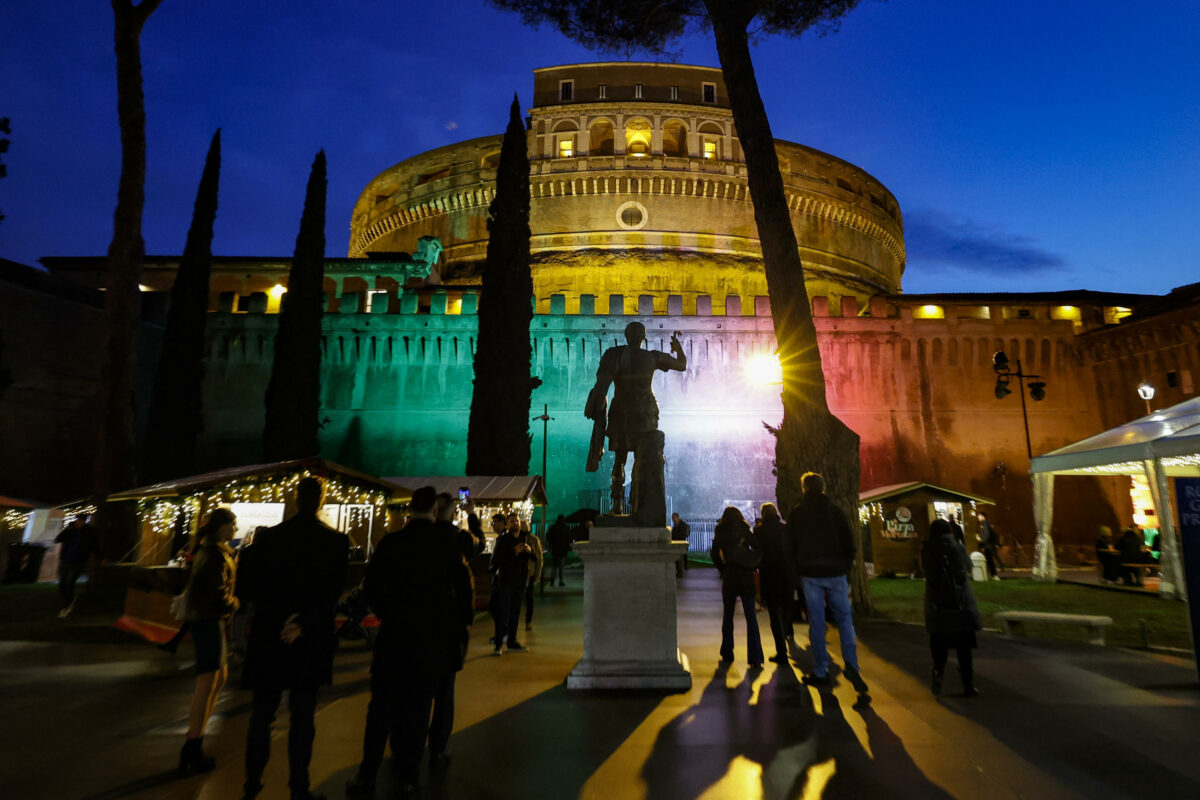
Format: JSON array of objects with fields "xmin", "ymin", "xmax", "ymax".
[{"xmin": 867, "ymin": 577, "xmax": 1195, "ymax": 652}]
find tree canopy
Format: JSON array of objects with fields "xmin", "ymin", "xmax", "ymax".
[{"xmin": 488, "ymin": 1, "xmax": 863, "ymax": 54}]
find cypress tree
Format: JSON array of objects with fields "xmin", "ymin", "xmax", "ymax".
[
  {"xmin": 142, "ymin": 129, "xmax": 221, "ymax": 483},
  {"xmin": 263, "ymin": 150, "xmax": 327, "ymax": 462},
  {"xmin": 466, "ymin": 95, "xmax": 539, "ymax": 476}
]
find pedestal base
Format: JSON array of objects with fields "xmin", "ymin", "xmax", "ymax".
[{"xmin": 566, "ymin": 526, "xmax": 691, "ymax": 692}]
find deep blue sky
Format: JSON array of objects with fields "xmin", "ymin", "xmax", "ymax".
[{"xmin": 1, "ymin": 0, "xmax": 1197, "ymax": 295}]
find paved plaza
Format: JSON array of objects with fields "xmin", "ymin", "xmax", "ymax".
[{"xmin": 1, "ymin": 568, "xmax": 1197, "ymax": 799}]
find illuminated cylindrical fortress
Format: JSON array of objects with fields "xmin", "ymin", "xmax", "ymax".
[{"xmin": 349, "ymin": 62, "xmax": 905, "ymax": 312}]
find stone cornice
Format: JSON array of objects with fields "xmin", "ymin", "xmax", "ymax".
[{"xmin": 350, "ymin": 168, "xmax": 905, "ymax": 272}]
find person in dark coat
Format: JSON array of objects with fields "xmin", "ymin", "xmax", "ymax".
[
  {"xmin": 976, "ymin": 510, "xmax": 1002, "ymax": 579},
  {"xmin": 55, "ymin": 515, "xmax": 97, "ymax": 616},
  {"xmin": 789, "ymin": 472, "xmax": 867, "ymax": 693},
  {"xmin": 346, "ymin": 486, "xmax": 474, "ymax": 797},
  {"xmin": 922, "ymin": 518, "xmax": 982, "ymax": 697},
  {"xmin": 1117, "ymin": 525, "xmax": 1147, "ymax": 585},
  {"xmin": 711, "ymin": 506, "xmax": 764, "ymax": 667},
  {"xmin": 488, "ymin": 513, "xmax": 530, "ymax": 654},
  {"xmin": 1095, "ymin": 525, "xmax": 1121, "ymax": 584},
  {"xmin": 671, "ymin": 512, "xmax": 691, "ymax": 578},
  {"xmin": 755, "ymin": 503, "xmax": 794, "ymax": 663},
  {"xmin": 547, "ymin": 515, "xmax": 571, "ymax": 586},
  {"xmin": 177, "ymin": 507, "xmax": 240, "ymax": 776},
  {"xmin": 237, "ymin": 477, "xmax": 349, "ymax": 800}
]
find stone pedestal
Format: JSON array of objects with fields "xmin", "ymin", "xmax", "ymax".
[{"xmin": 566, "ymin": 526, "xmax": 691, "ymax": 691}]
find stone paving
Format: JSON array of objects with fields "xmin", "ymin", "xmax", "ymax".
[{"xmin": 2, "ymin": 567, "xmax": 1198, "ymax": 799}]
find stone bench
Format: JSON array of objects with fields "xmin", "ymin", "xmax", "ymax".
[{"xmin": 994, "ymin": 610, "xmax": 1114, "ymax": 645}]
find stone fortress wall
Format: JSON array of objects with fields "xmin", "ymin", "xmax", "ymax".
[
  {"xmin": 193, "ymin": 285, "xmax": 1130, "ymax": 551},
  {"xmin": 348, "ymin": 63, "xmax": 905, "ymax": 314}
]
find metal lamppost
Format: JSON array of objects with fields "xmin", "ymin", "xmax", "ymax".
[
  {"xmin": 1137, "ymin": 382, "xmax": 1155, "ymax": 416},
  {"xmin": 992, "ymin": 351, "xmax": 1046, "ymax": 459},
  {"xmin": 532, "ymin": 404, "xmax": 554, "ymax": 536}
]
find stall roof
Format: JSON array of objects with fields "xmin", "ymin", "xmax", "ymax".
[
  {"xmin": 385, "ymin": 476, "xmax": 547, "ymax": 506},
  {"xmin": 859, "ymin": 482, "xmax": 994, "ymax": 506},
  {"xmin": 0, "ymin": 495, "xmax": 38, "ymax": 509},
  {"xmin": 1031, "ymin": 396, "xmax": 1200, "ymax": 476},
  {"xmin": 108, "ymin": 458, "xmax": 409, "ymax": 501}
]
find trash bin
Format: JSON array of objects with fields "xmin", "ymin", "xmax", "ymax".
[
  {"xmin": 969, "ymin": 551, "xmax": 987, "ymax": 582},
  {"xmin": 4, "ymin": 543, "xmax": 47, "ymax": 584}
]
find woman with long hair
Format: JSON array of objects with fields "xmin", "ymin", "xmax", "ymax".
[
  {"xmin": 922, "ymin": 517, "xmax": 981, "ymax": 697},
  {"xmin": 710, "ymin": 506, "xmax": 764, "ymax": 667},
  {"xmin": 178, "ymin": 507, "xmax": 240, "ymax": 775}
]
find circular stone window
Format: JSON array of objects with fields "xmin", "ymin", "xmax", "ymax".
[{"xmin": 616, "ymin": 201, "xmax": 648, "ymax": 230}]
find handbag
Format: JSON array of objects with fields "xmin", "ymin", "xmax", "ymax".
[{"xmin": 726, "ymin": 532, "xmax": 762, "ymax": 571}]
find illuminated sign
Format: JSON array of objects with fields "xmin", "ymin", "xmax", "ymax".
[{"xmin": 884, "ymin": 505, "xmax": 917, "ymax": 540}]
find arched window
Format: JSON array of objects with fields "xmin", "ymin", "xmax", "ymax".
[
  {"xmin": 698, "ymin": 121, "xmax": 723, "ymax": 160},
  {"xmin": 589, "ymin": 118, "xmax": 614, "ymax": 156},
  {"xmin": 625, "ymin": 117, "xmax": 652, "ymax": 157},
  {"xmin": 553, "ymin": 120, "xmax": 578, "ymax": 159},
  {"xmin": 662, "ymin": 119, "xmax": 687, "ymax": 157}
]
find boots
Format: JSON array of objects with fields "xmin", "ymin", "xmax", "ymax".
[
  {"xmin": 931, "ymin": 668, "xmax": 943, "ymax": 696},
  {"xmin": 178, "ymin": 736, "xmax": 216, "ymax": 776}
]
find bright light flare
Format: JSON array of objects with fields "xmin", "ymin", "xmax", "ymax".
[
  {"xmin": 269, "ymin": 283, "xmax": 287, "ymax": 297},
  {"xmin": 743, "ymin": 352, "xmax": 783, "ymax": 387}
]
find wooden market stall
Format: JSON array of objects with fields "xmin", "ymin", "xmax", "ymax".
[
  {"xmin": 110, "ymin": 458, "xmax": 407, "ymax": 641},
  {"xmin": 859, "ymin": 482, "xmax": 994, "ymax": 577},
  {"xmin": 384, "ymin": 475, "xmax": 547, "ymax": 607}
]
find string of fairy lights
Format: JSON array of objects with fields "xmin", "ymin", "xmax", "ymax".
[
  {"xmin": 136, "ymin": 469, "xmax": 393, "ymax": 543},
  {"xmin": 2, "ymin": 508, "xmax": 30, "ymax": 531},
  {"xmin": 857, "ymin": 499, "xmax": 980, "ymax": 527}
]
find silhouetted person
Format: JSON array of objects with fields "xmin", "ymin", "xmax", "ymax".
[
  {"xmin": 1095, "ymin": 525, "xmax": 1121, "ymax": 584},
  {"xmin": 178, "ymin": 507, "xmax": 240, "ymax": 775},
  {"xmin": 238, "ymin": 477, "xmax": 349, "ymax": 800},
  {"xmin": 347, "ymin": 486, "xmax": 473, "ymax": 798},
  {"xmin": 976, "ymin": 510, "xmax": 1002, "ymax": 579},
  {"xmin": 922, "ymin": 518, "xmax": 981, "ymax": 697},
  {"xmin": 1117, "ymin": 524, "xmax": 1147, "ymax": 585},
  {"xmin": 755, "ymin": 503, "xmax": 795, "ymax": 663},
  {"xmin": 711, "ymin": 506, "xmax": 764, "ymax": 667},
  {"xmin": 789, "ymin": 472, "xmax": 867, "ymax": 693},
  {"xmin": 671, "ymin": 512, "xmax": 690, "ymax": 578},
  {"xmin": 55, "ymin": 515, "xmax": 97, "ymax": 616},
  {"xmin": 521, "ymin": 517, "xmax": 543, "ymax": 626},
  {"xmin": 489, "ymin": 513, "xmax": 530, "ymax": 654},
  {"xmin": 547, "ymin": 515, "xmax": 571, "ymax": 586}
]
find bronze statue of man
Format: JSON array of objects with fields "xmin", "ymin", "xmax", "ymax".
[{"xmin": 585, "ymin": 322, "xmax": 687, "ymax": 525}]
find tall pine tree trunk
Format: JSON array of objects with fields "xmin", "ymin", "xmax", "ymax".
[
  {"xmin": 263, "ymin": 151, "xmax": 327, "ymax": 462},
  {"xmin": 709, "ymin": 5, "xmax": 870, "ymax": 614},
  {"xmin": 142, "ymin": 129, "xmax": 220, "ymax": 483},
  {"xmin": 466, "ymin": 96, "xmax": 537, "ymax": 476}
]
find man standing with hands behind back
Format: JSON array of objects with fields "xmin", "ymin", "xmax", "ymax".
[
  {"xmin": 238, "ymin": 477, "xmax": 349, "ymax": 800},
  {"xmin": 348, "ymin": 486, "xmax": 473, "ymax": 797}
]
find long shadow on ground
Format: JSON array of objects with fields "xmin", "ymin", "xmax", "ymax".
[
  {"xmin": 641, "ymin": 662, "xmax": 954, "ymax": 800},
  {"xmin": 358, "ymin": 684, "xmax": 661, "ymax": 799},
  {"xmin": 860, "ymin": 621, "xmax": 1200, "ymax": 799}
]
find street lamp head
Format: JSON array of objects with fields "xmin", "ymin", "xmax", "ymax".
[
  {"xmin": 994, "ymin": 376, "xmax": 1012, "ymax": 399},
  {"xmin": 1028, "ymin": 381, "xmax": 1046, "ymax": 402},
  {"xmin": 1137, "ymin": 382, "xmax": 1155, "ymax": 401},
  {"xmin": 992, "ymin": 350, "xmax": 1010, "ymax": 374}
]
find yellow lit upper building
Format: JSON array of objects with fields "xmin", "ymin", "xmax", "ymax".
[{"xmin": 349, "ymin": 62, "xmax": 906, "ymax": 314}]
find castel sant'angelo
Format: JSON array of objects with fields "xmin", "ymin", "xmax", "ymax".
[{"xmin": 17, "ymin": 63, "xmax": 1200, "ymax": 560}]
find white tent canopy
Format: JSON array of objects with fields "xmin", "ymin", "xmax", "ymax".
[{"xmin": 1029, "ymin": 396, "xmax": 1200, "ymax": 597}]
